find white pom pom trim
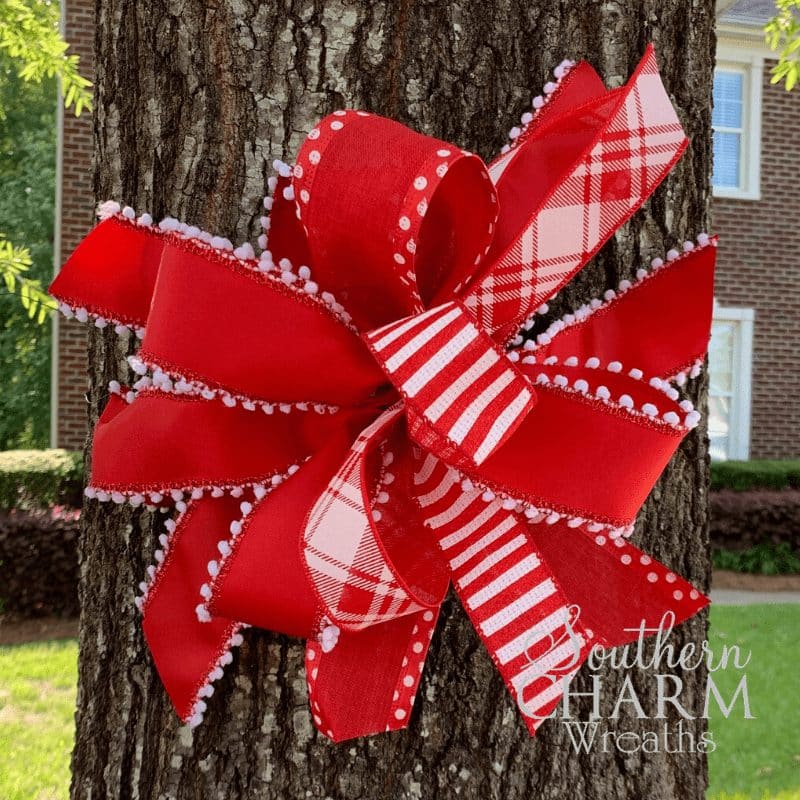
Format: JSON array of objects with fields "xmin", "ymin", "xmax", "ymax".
[
  {"xmin": 501, "ymin": 58, "xmax": 576, "ymax": 153},
  {"xmin": 443, "ymin": 463, "xmax": 635, "ymax": 541},
  {"xmin": 512, "ymin": 234, "xmax": 716, "ymax": 349},
  {"xmin": 183, "ymin": 623, "xmax": 249, "ymax": 729},
  {"xmin": 194, "ymin": 459, "xmax": 308, "ymax": 623},
  {"xmin": 124, "ymin": 356, "xmax": 340, "ymax": 417}
]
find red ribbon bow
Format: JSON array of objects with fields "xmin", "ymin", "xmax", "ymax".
[{"xmin": 51, "ymin": 45, "xmax": 716, "ymax": 742}]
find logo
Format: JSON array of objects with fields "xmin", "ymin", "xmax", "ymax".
[{"xmin": 516, "ymin": 608, "xmax": 754, "ymax": 753}]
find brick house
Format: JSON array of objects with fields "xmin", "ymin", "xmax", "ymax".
[
  {"xmin": 51, "ymin": 0, "xmax": 800, "ymax": 460},
  {"xmin": 710, "ymin": 0, "xmax": 800, "ymax": 459}
]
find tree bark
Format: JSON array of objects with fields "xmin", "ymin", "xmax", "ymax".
[{"xmin": 73, "ymin": 1, "xmax": 716, "ymax": 798}]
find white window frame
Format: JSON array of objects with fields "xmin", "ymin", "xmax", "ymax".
[
  {"xmin": 710, "ymin": 305, "xmax": 754, "ymax": 460},
  {"xmin": 713, "ymin": 48, "xmax": 763, "ymax": 201}
]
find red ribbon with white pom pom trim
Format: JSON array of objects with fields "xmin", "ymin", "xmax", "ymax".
[{"xmin": 51, "ymin": 44, "xmax": 715, "ymax": 742}]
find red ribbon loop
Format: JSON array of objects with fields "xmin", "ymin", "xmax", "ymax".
[
  {"xmin": 50, "ymin": 215, "xmax": 163, "ymax": 329},
  {"xmin": 293, "ymin": 111, "xmax": 498, "ymax": 329},
  {"xmin": 139, "ymin": 240, "xmax": 385, "ymax": 407}
]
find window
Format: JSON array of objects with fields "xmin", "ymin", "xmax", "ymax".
[
  {"xmin": 713, "ymin": 70, "xmax": 744, "ymax": 189},
  {"xmin": 708, "ymin": 305, "xmax": 754, "ymax": 461},
  {"xmin": 712, "ymin": 54, "xmax": 762, "ymax": 200}
]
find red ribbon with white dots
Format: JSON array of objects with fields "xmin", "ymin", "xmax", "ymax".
[{"xmin": 50, "ymin": 44, "xmax": 715, "ymax": 742}]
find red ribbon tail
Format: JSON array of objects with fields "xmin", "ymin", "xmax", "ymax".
[
  {"xmin": 417, "ymin": 457, "xmax": 596, "ymax": 734},
  {"xmin": 49, "ymin": 216, "xmax": 163, "ymax": 330},
  {"xmin": 528, "ymin": 519, "xmax": 709, "ymax": 646},
  {"xmin": 532, "ymin": 239, "xmax": 717, "ymax": 381},
  {"xmin": 141, "ymin": 495, "xmax": 245, "ymax": 725},
  {"xmin": 416, "ymin": 453, "xmax": 708, "ymax": 736},
  {"xmin": 306, "ymin": 607, "xmax": 439, "ymax": 742}
]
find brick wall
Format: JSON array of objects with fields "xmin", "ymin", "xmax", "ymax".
[
  {"xmin": 55, "ymin": 0, "xmax": 95, "ymax": 450},
  {"xmin": 712, "ymin": 59, "xmax": 800, "ymax": 460}
]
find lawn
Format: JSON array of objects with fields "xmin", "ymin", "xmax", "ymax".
[
  {"xmin": 0, "ymin": 639, "xmax": 76, "ymax": 800},
  {"xmin": 0, "ymin": 605, "xmax": 797, "ymax": 799},
  {"xmin": 707, "ymin": 604, "xmax": 800, "ymax": 800}
]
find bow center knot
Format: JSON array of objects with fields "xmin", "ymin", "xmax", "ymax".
[{"xmin": 364, "ymin": 300, "xmax": 537, "ymax": 469}]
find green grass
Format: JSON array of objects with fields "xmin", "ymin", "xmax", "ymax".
[
  {"xmin": 0, "ymin": 607, "xmax": 797, "ymax": 799},
  {"xmin": 707, "ymin": 604, "xmax": 800, "ymax": 800},
  {"xmin": 0, "ymin": 639, "xmax": 76, "ymax": 800},
  {"xmin": 710, "ymin": 794, "xmax": 800, "ymax": 800}
]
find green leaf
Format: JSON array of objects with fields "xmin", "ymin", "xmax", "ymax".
[
  {"xmin": 0, "ymin": 0, "xmax": 92, "ymax": 117},
  {"xmin": 765, "ymin": 0, "xmax": 800, "ymax": 90},
  {"xmin": 0, "ymin": 233, "xmax": 54, "ymax": 322}
]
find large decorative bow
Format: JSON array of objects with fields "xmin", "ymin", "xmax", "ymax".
[{"xmin": 51, "ymin": 45, "xmax": 716, "ymax": 742}]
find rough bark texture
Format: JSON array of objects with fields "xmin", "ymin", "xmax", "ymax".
[{"xmin": 73, "ymin": 2, "xmax": 716, "ymax": 798}]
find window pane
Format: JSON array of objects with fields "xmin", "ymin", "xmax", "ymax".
[
  {"xmin": 713, "ymin": 131, "xmax": 741, "ymax": 188},
  {"xmin": 713, "ymin": 71, "xmax": 743, "ymax": 128},
  {"xmin": 709, "ymin": 321, "xmax": 734, "ymax": 395},
  {"xmin": 709, "ymin": 320, "xmax": 737, "ymax": 461},
  {"xmin": 709, "ymin": 395, "xmax": 731, "ymax": 462}
]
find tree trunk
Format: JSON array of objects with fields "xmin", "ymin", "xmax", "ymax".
[{"xmin": 73, "ymin": 1, "xmax": 716, "ymax": 798}]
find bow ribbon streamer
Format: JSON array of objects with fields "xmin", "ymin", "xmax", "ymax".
[{"xmin": 50, "ymin": 45, "xmax": 716, "ymax": 742}]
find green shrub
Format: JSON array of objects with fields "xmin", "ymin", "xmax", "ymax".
[
  {"xmin": 713, "ymin": 543, "xmax": 800, "ymax": 575},
  {"xmin": 0, "ymin": 450, "xmax": 83, "ymax": 510},
  {"xmin": 710, "ymin": 460, "xmax": 800, "ymax": 492}
]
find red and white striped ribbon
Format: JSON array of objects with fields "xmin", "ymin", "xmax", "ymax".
[
  {"xmin": 414, "ymin": 453, "xmax": 595, "ymax": 730},
  {"xmin": 364, "ymin": 301, "xmax": 535, "ymax": 468}
]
